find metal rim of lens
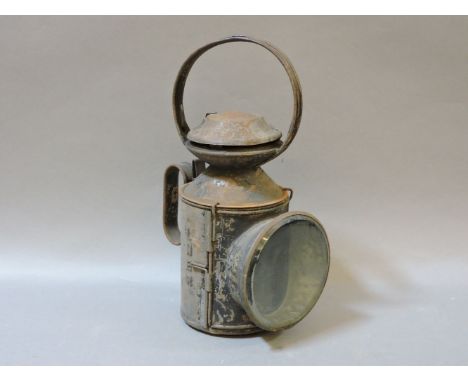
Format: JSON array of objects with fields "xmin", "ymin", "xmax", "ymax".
[{"xmin": 240, "ymin": 211, "xmax": 330, "ymax": 332}]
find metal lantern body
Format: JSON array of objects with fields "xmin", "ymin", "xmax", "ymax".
[{"xmin": 164, "ymin": 36, "xmax": 330, "ymax": 336}]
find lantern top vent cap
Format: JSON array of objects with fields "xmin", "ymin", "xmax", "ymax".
[
  {"xmin": 173, "ymin": 35, "xmax": 303, "ymax": 166},
  {"xmin": 187, "ymin": 111, "xmax": 282, "ymax": 147}
]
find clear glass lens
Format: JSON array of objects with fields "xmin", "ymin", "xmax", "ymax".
[{"xmin": 251, "ymin": 219, "xmax": 329, "ymax": 329}]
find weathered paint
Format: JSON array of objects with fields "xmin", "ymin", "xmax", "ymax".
[
  {"xmin": 179, "ymin": 181, "xmax": 290, "ymax": 335},
  {"xmin": 187, "ymin": 111, "xmax": 282, "ymax": 147},
  {"xmin": 172, "ymin": 36, "xmax": 303, "ymax": 169},
  {"xmin": 163, "ymin": 36, "xmax": 330, "ymax": 336}
]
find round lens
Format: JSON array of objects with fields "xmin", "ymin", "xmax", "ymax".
[{"xmin": 248, "ymin": 215, "xmax": 329, "ymax": 331}]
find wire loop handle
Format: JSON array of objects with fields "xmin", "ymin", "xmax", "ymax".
[{"xmin": 172, "ymin": 35, "xmax": 303, "ymax": 159}]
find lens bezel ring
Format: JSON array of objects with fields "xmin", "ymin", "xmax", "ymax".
[{"xmin": 240, "ymin": 211, "xmax": 330, "ymax": 332}]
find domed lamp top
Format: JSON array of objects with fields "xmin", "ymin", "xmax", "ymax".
[
  {"xmin": 187, "ymin": 111, "xmax": 282, "ymax": 147},
  {"xmin": 172, "ymin": 36, "xmax": 303, "ymax": 168}
]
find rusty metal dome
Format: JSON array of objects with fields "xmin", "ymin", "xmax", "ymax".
[{"xmin": 187, "ymin": 111, "xmax": 282, "ymax": 147}]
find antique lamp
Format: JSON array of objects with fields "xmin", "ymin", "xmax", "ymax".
[{"xmin": 163, "ymin": 36, "xmax": 330, "ymax": 335}]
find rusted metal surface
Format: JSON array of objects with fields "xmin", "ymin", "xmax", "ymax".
[
  {"xmin": 163, "ymin": 162, "xmax": 193, "ymax": 246},
  {"xmin": 163, "ymin": 160, "xmax": 206, "ymax": 245},
  {"xmin": 163, "ymin": 35, "xmax": 330, "ymax": 336},
  {"xmin": 180, "ymin": 197, "xmax": 289, "ymax": 335},
  {"xmin": 182, "ymin": 166, "xmax": 288, "ymax": 208},
  {"xmin": 185, "ymin": 139, "xmax": 282, "ymax": 169},
  {"xmin": 172, "ymin": 35, "xmax": 302, "ymax": 169},
  {"xmin": 188, "ymin": 111, "xmax": 282, "ymax": 147}
]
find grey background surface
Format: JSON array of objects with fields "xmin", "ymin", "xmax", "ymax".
[{"xmin": 1, "ymin": 16, "xmax": 467, "ymax": 365}]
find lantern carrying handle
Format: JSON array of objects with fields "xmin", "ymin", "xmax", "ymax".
[
  {"xmin": 173, "ymin": 35, "xmax": 303, "ymax": 159},
  {"xmin": 163, "ymin": 162, "xmax": 193, "ymax": 246},
  {"xmin": 163, "ymin": 160, "xmax": 206, "ymax": 246}
]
